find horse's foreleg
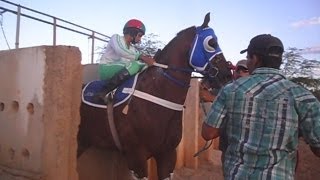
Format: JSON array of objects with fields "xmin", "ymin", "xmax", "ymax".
[
  {"xmin": 155, "ymin": 149, "xmax": 176, "ymax": 180},
  {"xmin": 129, "ymin": 171, "xmax": 148, "ymax": 180},
  {"xmin": 126, "ymin": 153, "xmax": 148, "ymax": 179}
]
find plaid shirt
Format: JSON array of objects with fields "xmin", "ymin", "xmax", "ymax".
[{"xmin": 205, "ymin": 68, "xmax": 320, "ymax": 180}]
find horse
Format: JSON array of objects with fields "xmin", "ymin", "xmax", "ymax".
[
  {"xmin": 199, "ymin": 57, "xmax": 235, "ymax": 102},
  {"xmin": 78, "ymin": 13, "xmax": 233, "ymax": 180}
]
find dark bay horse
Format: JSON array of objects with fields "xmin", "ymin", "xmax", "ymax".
[{"xmin": 78, "ymin": 13, "xmax": 233, "ymax": 180}]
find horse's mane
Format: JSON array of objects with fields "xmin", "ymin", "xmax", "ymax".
[
  {"xmin": 176, "ymin": 26, "xmax": 196, "ymax": 37},
  {"xmin": 154, "ymin": 26, "xmax": 196, "ymax": 62}
]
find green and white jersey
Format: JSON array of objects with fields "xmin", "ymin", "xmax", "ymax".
[{"xmin": 100, "ymin": 34, "xmax": 141, "ymax": 64}]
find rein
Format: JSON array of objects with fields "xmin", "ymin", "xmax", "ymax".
[
  {"xmin": 162, "ymin": 72, "xmax": 190, "ymax": 88},
  {"xmin": 193, "ymin": 140, "xmax": 213, "ymax": 157},
  {"xmin": 153, "ymin": 62, "xmax": 200, "ymax": 88}
]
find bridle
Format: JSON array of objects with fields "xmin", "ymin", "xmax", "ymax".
[
  {"xmin": 153, "ymin": 62, "xmax": 195, "ymax": 88},
  {"xmin": 157, "ymin": 63, "xmax": 226, "ymax": 89}
]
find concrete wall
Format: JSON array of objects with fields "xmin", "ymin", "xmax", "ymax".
[{"xmin": 0, "ymin": 46, "xmax": 82, "ymax": 180}]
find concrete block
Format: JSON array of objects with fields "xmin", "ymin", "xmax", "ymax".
[{"xmin": 0, "ymin": 46, "xmax": 82, "ymax": 180}]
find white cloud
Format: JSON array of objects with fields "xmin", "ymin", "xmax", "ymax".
[
  {"xmin": 291, "ymin": 17, "xmax": 320, "ymax": 28},
  {"xmin": 300, "ymin": 46, "xmax": 320, "ymax": 54}
]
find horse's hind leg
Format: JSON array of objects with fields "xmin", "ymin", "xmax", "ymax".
[
  {"xmin": 154, "ymin": 149, "xmax": 176, "ymax": 180},
  {"xmin": 77, "ymin": 127, "xmax": 91, "ymax": 158},
  {"xmin": 77, "ymin": 143, "xmax": 89, "ymax": 158}
]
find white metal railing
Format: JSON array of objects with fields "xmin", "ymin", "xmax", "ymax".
[{"xmin": 0, "ymin": 0, "xmax": 110, "ymax": 63}]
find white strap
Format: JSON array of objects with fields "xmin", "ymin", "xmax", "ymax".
[
  {"xmin": 122, "ymin": 88, "xmax": 184, "ymax": 111},
  {"xmin": 153, "ymin": 62, "xmax": 168, "ymax": 69}
]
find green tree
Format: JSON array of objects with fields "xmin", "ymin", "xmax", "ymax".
[
  {"xmin": 135, "ymin": 33, "xmax": 165, "ymax": 56},
  {"xmin": 290, "ymin": 77, "xmax": 320, "ymax": 100},
  {"xmin": 281, "ymin": 47, "xmax": 320, "ymax": 100},
  {"xmin": 281, "ymin": 47, "xmax": 320, "ymax": 78},
  {"xmin": 313, "ymin": 90, "xmax": 320, "ymax": 101},
  {"xmin": 282, "ymin": 47, "xmax": 303, "ymax": 77},
  {"xmin": 291, "ymin": 77, "xmax": 320, "ymax": 90}
]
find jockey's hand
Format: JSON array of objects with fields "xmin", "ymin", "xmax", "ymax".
[{"xmin": 140, "ymin": 55, "xmax": 155, "ymax": 66}]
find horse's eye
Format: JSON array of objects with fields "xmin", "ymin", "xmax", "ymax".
[{"xmin": 203, "ymin": 36, "xmax": 217, "ymax": 52}]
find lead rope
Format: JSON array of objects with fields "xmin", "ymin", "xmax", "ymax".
[{"xmin": 193, "ymin": 140, "xmax": 213, "ymax": 157}]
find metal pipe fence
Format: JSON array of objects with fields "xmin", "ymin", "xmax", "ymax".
[{"xmin": 0, "ymin": 0, "xmax": 110, "ymax": 63}]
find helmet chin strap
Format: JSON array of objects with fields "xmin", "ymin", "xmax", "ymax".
[{"xmin": 131, "ymin": 34, "xmax": 137, "ymax": 44}]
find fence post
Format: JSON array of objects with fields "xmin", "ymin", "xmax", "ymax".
[
  {"xmin": 91, "ymin": 31, "xmax": 95, "ymax": 63},
  {"xmin": 182, "ymin": 78, "xmax": 199, "ymax": 169},
  {"xmin": 53, "ymin": 17, "xmax": 57, "ymax": 46},
  {"xmin": 15, "ymin": 5, "xmax": 21, "ymax": 49}
]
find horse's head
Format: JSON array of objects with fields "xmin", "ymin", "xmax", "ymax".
[
  {"xmin": 151, "ymin": 13, "xmax": 232, "ymax": 92},
  {"xmin": 189, "ymin": 13, "xmax": 233, "ymax": 91}
]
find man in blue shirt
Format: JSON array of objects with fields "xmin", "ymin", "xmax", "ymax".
[{"xmin": 201, "ymin": 34, "xmax": 320, "ymax": 179}]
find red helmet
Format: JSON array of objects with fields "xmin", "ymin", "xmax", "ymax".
[{"xmin": 123, "ymin": 19, "xmax": 146, "ymax": 35}]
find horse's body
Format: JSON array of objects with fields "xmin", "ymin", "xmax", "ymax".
[{"xmin": 78, "ymin": 13, "xmax": 232, "ymax": 180}]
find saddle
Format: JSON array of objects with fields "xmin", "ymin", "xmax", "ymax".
[{"xmin": 82, "ymin": 74, "xmax": 139, "ymax": 109}]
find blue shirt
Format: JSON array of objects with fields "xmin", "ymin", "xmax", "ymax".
[{"xmin": 205, "ymin": 67, "xmax": 320, "ymax": 180}]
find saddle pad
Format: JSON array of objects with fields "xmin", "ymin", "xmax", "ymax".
[{"xmin": 82, "ymin": 74, "xmax": 139, "ymax": 108}]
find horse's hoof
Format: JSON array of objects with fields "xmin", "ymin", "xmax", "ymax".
[{"xmin": 129, "ymin": 170, "xmax": 148, "ymax": 180}]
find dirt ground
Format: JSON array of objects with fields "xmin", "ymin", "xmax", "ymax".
[
  {"xmin": 295, "ymin": 139, "xmax": 320, "ymax": 180},
  {"xmin": 174, "ymin": 139, "xmax": 320, "ymax": 180},
  {"xmin": 77, "ymin": 139, "xmax": 319, "ymax": 180},
  {"xmin": 173, "ymin": 150, "xmax": 223, "ymax": 180}
]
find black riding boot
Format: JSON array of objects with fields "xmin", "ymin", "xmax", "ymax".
[{"xmin": 99, "ymin": 68, "xmax": 131, "ymax": 100}]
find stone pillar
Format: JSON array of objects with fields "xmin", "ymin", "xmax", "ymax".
[{"xmin": 0, "ymin": 46, "xmax": 82, "ymax": 180}]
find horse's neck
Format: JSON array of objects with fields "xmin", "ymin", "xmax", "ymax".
[{"xmin": 136, "ymin": 67, "xmax": 191, "ymax": 105}]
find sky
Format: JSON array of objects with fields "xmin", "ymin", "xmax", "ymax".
[{"xmin": 0, "ymin": 0, "xmax": 320, "ymax": 65}]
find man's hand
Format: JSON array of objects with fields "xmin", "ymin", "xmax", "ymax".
[{"xmin": 201, "ymin": 122, "xmax": 220, "ymax": 141}]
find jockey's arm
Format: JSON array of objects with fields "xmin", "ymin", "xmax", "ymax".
[
  {"xmin": 201, "ymin": 122, "xmax": 220, "ymax": 141},
  {"xmin": 139, "ymin": 54, "xmax": 155, "ymax": 66}
]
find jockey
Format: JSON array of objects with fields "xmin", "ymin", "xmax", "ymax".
[{"xmin": 98, "ymin": 19, "xmax": 155, "ymax": 99}]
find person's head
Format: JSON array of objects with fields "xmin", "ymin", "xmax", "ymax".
[
  {"xmin": 234, "ymin": 59, "xmax": 249, "ymax": 79},
  {"xmin": 240, "ymin": 34, "xmax": 284, "ymax": 74},
  {"xmin": 123, "ymin": 19, "xmax": 146, "ymax": 44}
]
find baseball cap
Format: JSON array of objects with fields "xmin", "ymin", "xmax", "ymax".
[
  {"xmin": 240, "ymin": 34, "xmax": 284, "ymax": 57},
  {"xmin": 236, "ymin": 59, "xmax": 247, "ymax": 69}
]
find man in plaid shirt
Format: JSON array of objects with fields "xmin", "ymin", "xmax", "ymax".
[{"xmin": 201, "ymin": 34, "xmax": 320, "ymax": 179}]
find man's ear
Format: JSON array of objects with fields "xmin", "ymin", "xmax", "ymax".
[{"xmin": 252, "ymin": 54, "xmax": 262, "ymax": 68}]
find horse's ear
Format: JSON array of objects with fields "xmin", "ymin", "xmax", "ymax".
[{"xmin": 201, "ymin": 12, "xmax": 210, "ymax": 28}]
